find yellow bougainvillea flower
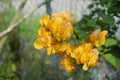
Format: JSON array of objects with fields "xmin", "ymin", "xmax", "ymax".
[
  {"xmin": 34, "ymin": 11, "xmax": 102, "ymax": 72},
  {"xmin": 71, "ymin": 43, "xmax": 98, "ymax": 71},
  {"xmin": 39, "ymin": 11, "xmax": 74, "ymax": 41},
  {"xmin": 83, "ymin": 63, "xmax": 88, "ymax": 71},
  {"xmin": 48, "ymin": 19, "xmax": 62, "ymax": 41},
  {"xmin": 34, "ymin": 27, "xmax": 53, "ymax": 49},
  {"xmin": 87, "ymin": 49, "xmax": 98, "ymax": 67},
  {"xmin": 38, "ymin": 27, "xmax": 51, "ymax": 37},
  {"xmin": 60, "ymin": 23, "xmax": 73, "ymax": 40},
  {"xmin": 46, "ymin": 44, "xmax": 58, "ymax": 55},
  {"xmin": 71, "ymin": 45, "xmax": 83, "ymax": 63},
  {"xmin": 81, "ymin": 48, "xmax": 98, "ymax": 71},
  {"xmin": 86, "ymin": 29, "xmax": 108, "ymax": 47},
  {"xmin": 52, "ymin": 11, "xmax": 73, "ymax": 23},
  {"xmin": 58, "ymin": 41, "xmax": 71, "ymax": 52},
  {"xmin": 34, "ymin": 40, "xmax": 44, "ymax": 49},
  {"xmin": 60, "ymin": 57, "xmax": 76, "ymax": 72},
  {"xmin": 50, "ymin": 11, "xmax": 73, "ymax": 41},
  {"xmin": 56, "ymin": 41, "xmax": 74, "ymax": 57},
  {"xmin": 71, "ymin": 43, "xmax": 92, "ymax": 64},
  {"xmin": 40, "ymin": 15, "xmax": 50, "ymax": 28}
]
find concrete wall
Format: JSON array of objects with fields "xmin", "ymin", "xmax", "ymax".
[{"xmin": 12, "ymin": 0, "xmax": 91, "ymax": 20}]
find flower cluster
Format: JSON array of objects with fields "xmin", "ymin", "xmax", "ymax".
[
  {"xmin": 34, "ymin": 11, "xmax": 73, "ymax": 55},
  {"xmin": 34, "ymin": 11, "xmax": 108, "ymax": 72}
]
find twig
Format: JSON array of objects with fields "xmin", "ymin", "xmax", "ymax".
[
  {"xmin": 11, "ymin": 0, "xmax": 28, "ymax": 24},
  {"xmin": 0, "ymin": 0, "xmax": 27, "ymax": 39},
  {"xmin": 0, "ymin": 0, "xmax": 53, "ymax": 39}
]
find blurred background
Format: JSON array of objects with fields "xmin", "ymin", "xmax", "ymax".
[{"xmin": 0, "ymin": 0, "xmax": 120, "ymax": 80}]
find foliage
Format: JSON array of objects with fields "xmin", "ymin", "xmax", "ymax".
[
  {"xmin": 0, "ymin": 3, "xmax": 20, "ymax": 79},
  {"xmin": 0, "ymin": 53, "xmax": 19, "ymax": 80},
  {"xmin": 76, "ymin": 0, "xmax": 120, "ymax": 73}
]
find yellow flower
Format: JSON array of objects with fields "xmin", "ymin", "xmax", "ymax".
[
  {"xmin": 34, "ymin": 40, "xmax": 44, "ymax": 49},
  {"xmin": 71, "ymin": 43, "xmax": 98, "ymax": 71},
  {"xmin": 60, "ymin": 57, "xmax": 76, "ymax": 72},
  {"xmin": 87, "ymin": 49, "xmax": 98, "ymax": 67},
  {"xmin": 47, "ymin": 46, "xmax": 56, "ymax": 55},
  {"xmin": 39, "ymin": 11, "xmax": 74, "ymax": 41},
  {"xmin": 40, "ymin": 15, "xmax": 50, "ymax": 28},
  {"xmin": 52, "ymin": 11, "xmax": 73, "ymax": 23},
  {"xmin": 48, "ymin": 19, "xmax": 62, "ymax": 41},
  {"xmin": 47, "ymin": 11, "xmax": 74, "ymax": 41},
  {"xmin": 71, "ymin": 45, "xmax": 82, "ymax": 63},
  {"xmin": 57, "ymin": 42, "xmax": 74, "ymax": 57},
  {"xmin": 81, "ymin": 48, "xmax": 98, "ymax": 71},
  {"xmin": 71, "ymin": 43, "xmax": 92, "ymax": 63},
  {"xmin": 83, "ymin": 63, "xmax": 88, "ymax": 71},
  {"xmin": 34, "ymin": 27, "xmax": 53, "ymax": 49},
  {"xmin": 58, "ymin": 41, "xmax": 71, "ymax": 52},
  {"xmin": 86, "ymin": 29, "xmax": 108, "ymax": 47},
  {"xmin": 60, "ymin": 23, "xmax": 73, "ymax": 40},
  {"xmin": 66, "ymin": 45, "xmax": 75, "ymax": 56},
  {"xmin": 46, "ymin": 43, "xmax": 59, "ymax": 55},
  {"xmin": 34, "ymin": 11, "xmax": 101, "ymax": 72}
]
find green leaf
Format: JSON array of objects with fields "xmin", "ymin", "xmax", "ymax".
[
  {"xmin": 103, "ymin": 54, "xmax": 116, "ymax": 66},
  {"xmin": 100, "ymin": 45, "xmax": 120, "ymax": 72},
  {"xmin": 87, "ymin": 18, "xmax": 100, "ymax": 28},
  {"xmin": 107, "ymin": 1, "xmax": 120, "ymax": 14},
  {"xmin": 105, "ymin": 39, "xmax": 117, "ymax": 47},
  {"xmin": 102, "ymin": 53, "xmax": 120, "ymax": 72},
  {"xmin": 88, "ymin": 4, "xmax": 94, "ymax": 9},
  {"xmin": 101, "ymin": 0, "xmax": 110, "ymax": 3},
  {"xmin": 97, "ymin": 10, "xmax": 105, "ymax": 17},
  {"xmin": 102, "ymin": 15, "xmax": 115, "ymax": 27}
]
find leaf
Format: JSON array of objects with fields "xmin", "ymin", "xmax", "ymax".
[
  {"xmin": 87, "ymin": 18, "xmax": 100, "ymax": 28},
  {"xmin": 102, "ymin": 15, "xmax": 115, "ymax": 27},
  {"xmin": 88, "ymin": 4, "xmax": 94, "ymax": 9},
  {"xmin": 105, "ymin": 39, "xmax": 117, "ymax": 47},
  {"xmin": 107, "ymin": 1, "xmax": 120, "ymax": 14},
  {"xmin": 97, "ymin": 10, "xmax": 105, "ymax": 17},
  {"xmin": 100, "ymin": 45, "xmax": 120, "ymax": 72},
  {"xmin": 101, "ymin": 0, "xmax": 110, "ymax": 3},
  {"xmin": 103, "ymin": 54, "xmax": 115, "ymax": 66},
  {"xmin": 102, "ymin": 53, "xmax": 120, "ymax": 72}
]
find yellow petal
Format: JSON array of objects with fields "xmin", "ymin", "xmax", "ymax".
[
  {"xmin": 38, "ymin": 27, "xmax": 45, "ymax": 36},
  {"xmin": 101, "ymin": 30, "xmax": 108, "ymax": 36},
  {"xmin": 60, "ymin": 42, "xmax": 72, "ymax": 52},
  {"xmin": 34, "ymin": 40, "xmax": 43, "ymax": 49},
  {"xmin": 83, "ymin": 63, "xmax": 88, "ymax": 71},
  {"xmin": 86, "ymin": 30, "xmax": 108, "ymax": 47},
  {"xmin": 95, "ymin": 30, "xmax": 108, "ymax": 47},
  {"xmin": 40, "ymin": 15, "xmax": 50, "ymax": 27},
  {"xmin": 61, "ymin": 23, "xmax": 73, "ymax": 40},
  {"xmin": 60, "ymin": 57, "xmax": 76, "ymax": 72}
]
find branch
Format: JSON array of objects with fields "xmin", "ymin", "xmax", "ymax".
[
  {"xmin": 0, "ymin": 0, "xmax": 53, "ymax": 39},
  {"xmin": 0, "ymin": 0, "xmax": 27, "ymax": 39},
  {"xmin": 10, "ymin": 0, "xmax": 28, "ymax": 25}
]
